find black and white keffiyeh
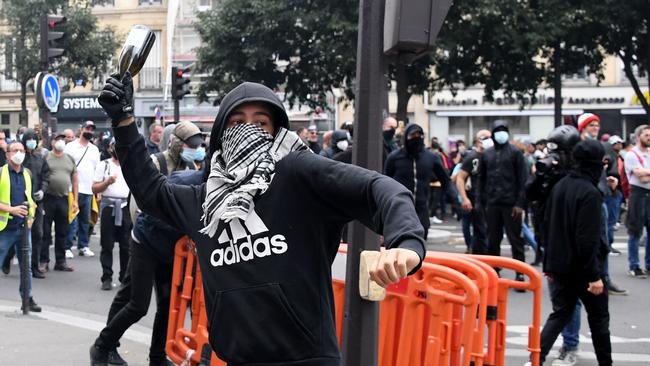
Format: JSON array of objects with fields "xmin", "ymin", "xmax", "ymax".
[{"xmin": 200, "ymin": 123, "xmax": 309, "ymax": 237}]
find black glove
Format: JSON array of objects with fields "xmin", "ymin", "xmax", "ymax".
[{"xmin": 98, "ymin": 72, "xmax": 134, "ymax": 126}]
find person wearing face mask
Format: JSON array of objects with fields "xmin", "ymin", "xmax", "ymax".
[
  {"xmin": 92, "ymin": 139, "xmax": 132, "ymax": 291},
  {"xmin": 41, "ymin": 134, "xmax": 78, "ymax": 272},
  {"xmin": 455, "ymin": 130, "xmax": 492, "ymax": 254},
  {"xmin": 319, "ymin": 129, "xmax": 349, "ymax": 159},
  {"xmin": 477, "ymin": 120, "xmax": 528, "ymax": 280},
  {"xmin": 151, "ymin": 121, "xmax": 203, "ymax": 175},
  {"xmin": 384, "ymin": 124, "xmax": 449, "ymax": 239},
  {"xmin": 94, "ymin": 75, "xmax": 425, "ymax": 366},
  {"xmin": 0, "ymin": 142, "xmax": 41, "ymax": 312},
  {"xmin": 2, "ymin": 129, "xmax": 50, "ymax": 278},
  {"xmin": 382, "ymin": 117, "xmax": 398, "ymax": 163},
  {"xmin": 527, "ymin": 139, "xmax": 612, "ymax": 366},
  {"xmin": 194, "ymin": 143, "xmax": 207, "ymax": 168},
  {"xmin": 64, "ymin": 120, "xmax": 100, "ymax": 258}
]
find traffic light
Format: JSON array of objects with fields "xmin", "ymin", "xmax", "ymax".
[
  {"xmin": 40, "ymin": 14, "xmax": 66, "ymax": 69},
  {"xmin": 171, "ymin": 66, "xmax": 191, "ymax": 100}
]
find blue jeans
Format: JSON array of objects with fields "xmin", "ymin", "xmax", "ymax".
[
  {"xmin": 522, "ymin": 222, "xmax": 537, "ymax": 251},
  {"xmin": 66, "ymin": 193, "xmax": 92, "ymax": 250},
  {"xmin": 0, "ymin": 228, "xmax": 32, "ymax": 298},
  {"xmin": 604, "ymin": 191, "xmax": 622, "ymax": 245},
  {"xmin": 627, "ymin": 195, "xmax": 650, "ymax": 270}
]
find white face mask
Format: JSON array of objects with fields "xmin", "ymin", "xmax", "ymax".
[
  {"xmin": 54, "ymin": 140, "xmax": 66, "ymax": 151},
  {"xmin": 10, "ymin": 151, "xmax": 25, "ymax": 165},
  {"xmin": 336, "ymin": 140, "xmax": 349, "ymax": 151},
  {"xmin": 493, "ymin": 131, "xmax": 509, "ymax": 145},
  {"xmin": 481, "ymin": 138, "xmax": 494, "ymax": 150}
]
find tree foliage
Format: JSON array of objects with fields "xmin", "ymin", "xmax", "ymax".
[
  {"xmin": 0, "ymin": 0, "xmax": 119, "ymax": 124},
  {"xmin": 195, "ymin": 0, "xmax": 358, "ymax": 109}
]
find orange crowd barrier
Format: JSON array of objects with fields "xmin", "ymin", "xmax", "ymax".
[
  {"xmin": 166, "ymin": 239, "xmax": 541, "ymax": 366},
  {"xmin": 469, "ymin": 255, "xmax": 543, "ymax": 366}
]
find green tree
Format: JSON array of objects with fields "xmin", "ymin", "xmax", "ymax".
[
  {"xmin": 195, "ymin": 0, "xmax": 358, "ymax": 110},
  {"xmin": 0, "ymin": 0, "xmax": 119, "ymax": 126},
  {"xmin": 589, "ymin": 0, "xmax": 650, "ymax": 116}
]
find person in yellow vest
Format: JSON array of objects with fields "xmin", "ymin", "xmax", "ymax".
[{"xmin": 0, "ymin": 142, "xmax": 41, "ymax": 312}]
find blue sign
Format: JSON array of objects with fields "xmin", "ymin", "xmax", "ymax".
[{"xmin": 41, "ymin": 74, "xmax": 60, "ymax": 113}]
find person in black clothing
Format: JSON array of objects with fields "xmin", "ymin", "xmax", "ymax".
[
  {"xmin": 94, "ymin": 75, "xmax": 425, "ymax": 366},
  {"xmin": 92, "ymin": 170, "xmax": 202, "ymax": 366},
  {"xmin": 382, "ymin": 117, "xmax": 398, "ymax": 163},
  {"xmin": 456, "ymin": 129, "xmax": 492, "ymax": 254},
  {"xmin": 145, "ymin": 123, "xmax": 163, "ymax": 155},
  {"xmin": 534, "ymin": 139, "xmax": 612, "ymax": 366},
  {"xmin": 2, "ymin": 129, "xmax": 49, "ymax": 278},
  {"xmin": 384, "ymin": 123, "xmax": 450, "ymax": 240},
  {"xmin": 319, "ymin": 129, "xmax": 349, "ymax": 159},
  {"xmin": 478, "ymin": 120, "xmax": 528, "ymax": 273}
]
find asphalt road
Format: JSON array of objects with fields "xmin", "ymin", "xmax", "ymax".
[{"xmin": 0, "ymin": 220, "xmax": 648, "ymax": 365}]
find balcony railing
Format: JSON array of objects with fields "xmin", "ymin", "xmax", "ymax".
[{"xmin": 139, "ymin": 67, "xmax": 162, "ymax": 90}]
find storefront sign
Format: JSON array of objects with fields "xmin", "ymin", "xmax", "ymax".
[{"xmin": 54, "ymin": 95, "xmax": 108, "ymax": 120}]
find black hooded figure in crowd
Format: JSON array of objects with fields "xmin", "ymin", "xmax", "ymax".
[
  {"xmin": 535, "ymin": 139, "xmax": 612, "ymax": 366},
  {"xmin": 93, "ymin": 74, "xmax": 426, "ymax": 366},
  {"xmin": 384, "ymin": 123, "xmax": 449, "ymax": 240},
  {"xmin": 477, "ymin": 120, "xmax": 528, "ymax": 276}
]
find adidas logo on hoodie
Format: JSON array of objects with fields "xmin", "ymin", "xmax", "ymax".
[{"xmin": 210, "ymin": 207, "xmax": 288, "ymax": 267}]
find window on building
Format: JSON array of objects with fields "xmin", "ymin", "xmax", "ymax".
[
  {"xmin": 92, "ymin": 0, "xmax": 115, "ymax": 6},
  {"xmin": 139, "ymin": 30, "xmax": 163, "ymax": 90},
  {"xmin": 173, "ymin": 26, "xmax": 201, "ymax": 58},
  {"xmin": 1, "ymin": 114, "xmax": 10, "ymax": 125},
  {"xmin": 139, "ymin": 0, "xmax": 162, "ymax": 5}
]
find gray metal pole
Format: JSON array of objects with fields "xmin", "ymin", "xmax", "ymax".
[
  {"xmin": 341, "ymin": 0, "xmax": 387, "ymax": 365},
  {"xmin": 21, "ymin": 201, "xmax": 30, "ymax": 315}
]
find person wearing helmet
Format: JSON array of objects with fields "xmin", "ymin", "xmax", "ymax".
[
  {"xmin": 94, "ymin": 74, "xmax": 425, "ymax": 366},
  {"xmin": 1, "ymin": 129, "xmax": 49, "ymax": 278}
]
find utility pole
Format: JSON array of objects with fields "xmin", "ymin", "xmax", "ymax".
[{"xmin": 341, "ymin": 0, "xmax": 387, "ymax": 365}]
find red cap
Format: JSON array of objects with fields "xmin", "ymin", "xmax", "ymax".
[{"xmin": 577, "ymin": 113, "xmax": 600, "ymax": 133}]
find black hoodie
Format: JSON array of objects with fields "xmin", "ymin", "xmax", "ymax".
[
  {"xmin": 384, "ymin": 124, "xmax": 449, "ymax": 214},
  {"xmin": 113, "ymin": 82, "xmax": 425, "ymax": 366}
]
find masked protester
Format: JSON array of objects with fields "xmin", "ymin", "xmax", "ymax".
[
  {"xmin": 151, "ymin": 121, "xmax": 203, "ymax": 175},
  {"xmin": 382, "ymin": 117, "xmax": 398, "ymax": 163},
  {"xmin": 64, "ymin": 120, "xmax": 100, "ymax": 258},
  {"xmin": 305, "ymin": 125, "xmax": 322, "ymax": 154},
  {"xmin": 0, "ymin": 142, "xmax": 41, "ymax": 312},
  {"xmin": 319, "ymin": 129, "xmax": 349, "ymax": 159},
  {"xmin": 40, "ymin": 133, "xmax": 78, "ymax": 272},
  {"xmin": 93, "ymin": 74, "xmax": 425, "ymax": 366},
  {"xmin": 530, "ymin": 139, "xmax": 612, "ymax": 366},
  {"xmin": 477, "ymin": 120, "xmax": 528, "ymax": 284},
  {"xmin": 2, "ymin": 129, "xmax": 50, "ymax": 278},
  {"xmin": 384, "ymin": 124, "xmax": 449, "ymax": 240}
]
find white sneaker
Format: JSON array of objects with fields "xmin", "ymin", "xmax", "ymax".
[
  {"xmin": 65, "ymin": 249, "xmax": 74, "ymax": 259},
  {"xmin": 552, "ymin": 347, "xmax": 578, "ymax": 366},
  {"xmin": 78, "ymin": 247, "xmax": 95, "ymax": 257},
  {"xmin": 431, "ymin": 216, "xmax": 443, "ymax": 224}
]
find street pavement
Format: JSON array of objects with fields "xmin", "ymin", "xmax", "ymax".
[{"xmin": 0, "ymin": 220, "xmax": 648, "ymax": 365}]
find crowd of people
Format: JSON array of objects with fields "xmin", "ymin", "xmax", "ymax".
[{"xmin": 0, "ymin": 97, "xmax": 645, "ymax": 366}]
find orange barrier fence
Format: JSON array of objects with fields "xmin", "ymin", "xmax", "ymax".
[{"xmin": 166, "ymin": 239, "xmax": 541, "ymax": 366}]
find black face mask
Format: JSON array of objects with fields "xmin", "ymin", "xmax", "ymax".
[
  {"xmin": 82, "ymin": 132, "xmax": 94, "ymax": 141},
  {"xmin": 405, "ymin": 137, "xmax": 424, "ymax": 156},
  {"xmin": 383, "ymin": 128, "xmax": 396, "ymax": 141}
]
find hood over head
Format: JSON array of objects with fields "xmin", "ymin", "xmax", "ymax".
[
  {"xmin": 21, "ymin": 129, "xmax": 38, "ymax": 145},
  {"xmin": 402, "ymin": 123, "xmax": 424, "ymax": 146},
  {"xmin": 492, "ymin": 119, "xmax": 509, "ymax": 133},
  {"xmin": 209, "ymin": 82, "xmax": 289, "ymax": 154},
  {"xmin": 572, "ymin": 139, "xmax": 605, "ymax": 184},
  {"xmin": 332, "ymin": 130, "xmax": 349, "ymax": 143}
]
